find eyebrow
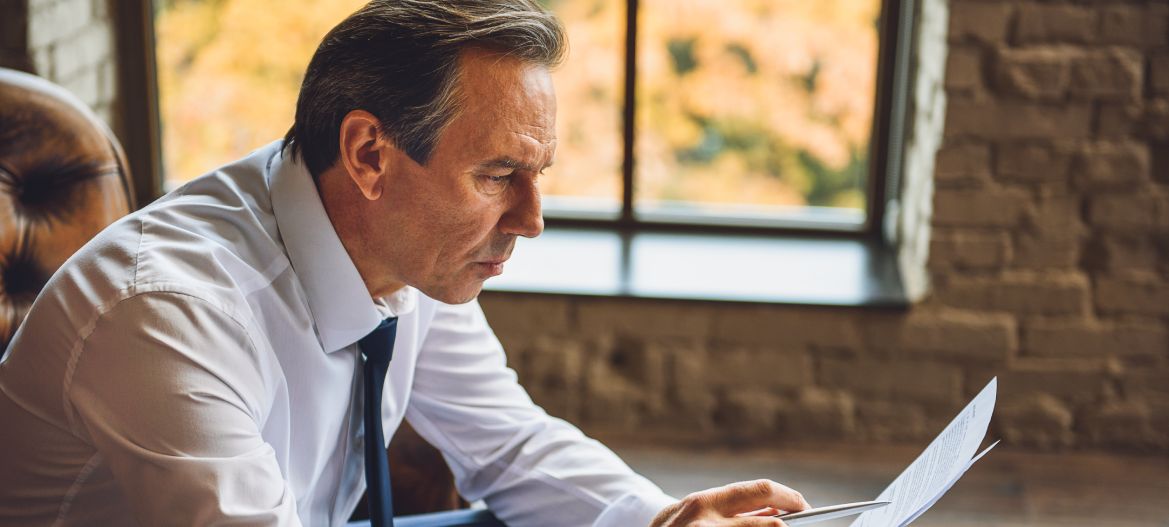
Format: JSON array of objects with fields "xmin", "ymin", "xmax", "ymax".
[{"xmin": 475, "ymin": 156, "xmax": 554, "ymax": 172}]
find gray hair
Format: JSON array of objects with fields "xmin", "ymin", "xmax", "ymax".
[{"xmin": 284, "ymin": 0, "xmax": 567, "ymax": 177}]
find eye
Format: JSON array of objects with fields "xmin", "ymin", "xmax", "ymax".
[
  {"xmin": 477, "ymin": 172, "xmax": 514, "ymax": 195},
  {"xmin": 480, "ymin": 172, "xmax": 515, "ymax": 186}
]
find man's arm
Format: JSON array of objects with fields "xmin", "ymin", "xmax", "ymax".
[
  {"xmin": 405, "ymin": 300, "xmax": 810, "ymax": 527},
  {"xmin": 406, "ymin": 299, "xmax": 672, "ymax": 526},
  {"xmin": 67, "ymin": 292, "xmax": 300, "ymax": 526}
]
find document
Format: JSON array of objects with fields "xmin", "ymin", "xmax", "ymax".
[{"xmin": 845, "ymin": 377, "xmax": 999, "ymax": 527}]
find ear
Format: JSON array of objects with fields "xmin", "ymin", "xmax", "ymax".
[{"xmin": 337, "ymin": 109, "xmax": 393, "ymax": 201}]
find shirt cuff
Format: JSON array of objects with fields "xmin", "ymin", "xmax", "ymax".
[{"xmin": 593, "ymin": 490, "xmax": 678, "ymax": 527}]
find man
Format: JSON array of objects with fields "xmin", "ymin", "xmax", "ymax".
[{"xmin": 0, "ymin": 1, "xmax": 809, "ymax": 525}]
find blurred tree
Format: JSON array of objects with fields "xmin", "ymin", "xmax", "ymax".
[
  {"xmin": 156, "ymin": 0, "xmax": 366, "ymax": 186},
  {"xmin": 156, "ymin": 0, "xmax": 878, "ymax": 217},
  {"xmin": 636, "ymin": 0, "xmax": 879, "ymax": 213}
]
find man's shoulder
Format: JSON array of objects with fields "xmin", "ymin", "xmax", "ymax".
[
  {"xmin": 151, "ymin": 142, "xmax": 281, "ymax": 222},
  {"xmin": 130, "ymin": 144, "xmax": 289, "ymax": 293},
  {"xmin": 34, "ymin": 144, "xmax": 290, "ymax": 328}
]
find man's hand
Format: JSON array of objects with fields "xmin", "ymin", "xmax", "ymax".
[{"xmin": 651, "ymin": 479, "xmax": 811, "ymax": 526}]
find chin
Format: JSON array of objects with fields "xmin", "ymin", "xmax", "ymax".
[{"xmin": 424, "ymin": 282, "xmax": 485, "ymax": 305}]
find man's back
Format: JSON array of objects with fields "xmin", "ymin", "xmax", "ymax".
[{"xmin": 0, "ymin": 143, "xmax": 370, "ymax": 525}]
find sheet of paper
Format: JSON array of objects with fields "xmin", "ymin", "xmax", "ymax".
[
  {"xmin": 897, "ymin": 440, "xmax": 999, "ymax": 526},
  {"xmin": 848, "ymin": 378, "xmax": 997, "ymax": 527}
]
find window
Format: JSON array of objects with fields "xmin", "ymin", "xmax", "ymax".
[
  {"xmin": 142, "ymin": 0, "xmax": 914, "ymax": 305},
  {"xmin": 151, "ymin": 0, "xmax": 905, "ymax": 236},
  {"xmin": 152, "ymin": 0, "xmax": 369, "ymax": 190},
  {"xmin": 548, "ymin": 0, "xmax": 895, "ymax": 235}
]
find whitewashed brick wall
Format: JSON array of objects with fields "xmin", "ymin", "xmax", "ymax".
[
  {"xmin": 895, "ymin": 0, "xmax": 950, "ymax": 301},
  {"xmin": 26, "ymin": 0, "xmax": 117, "ymax": 125}
]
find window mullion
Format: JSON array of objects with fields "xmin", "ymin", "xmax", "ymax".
[{"xmin": 620, "ymin": 0, "xmax": 638, "ymax": 225}]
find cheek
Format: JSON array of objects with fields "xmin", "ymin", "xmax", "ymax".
[
  {"xmin": 448, "ymin": 210, "xmax": 501, "ymax": 254},
  {"xmin": 400, "ymin": 173, "xmax": 504, "ymax": 270},
  {"xmin": 423, "ymin": 199, "xmax": 500, "ymax": 263}
]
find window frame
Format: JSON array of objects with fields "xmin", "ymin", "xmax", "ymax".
[
  {"xmin": 113, "ymin": 0, "xmax": 164, "ymax": 206},
  {"xmin": 126, "ymin": 0, "xmax": 914, "ymax": 242},
  {"xmin": 119, "ymin": 0, "xmax": 916, "ymax": 307},
  {"xmin": 544, "ymin": 0, "xmax": 913, "ymax": 242}
]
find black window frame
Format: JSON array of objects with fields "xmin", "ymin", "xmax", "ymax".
[
  {"xmin": 112, "ymin": 0, "xmax": 163, "ymax": 207},
  {"xmin": 543, "ymin": 0, "xmax": 914, "ymax": 243},
  {"xmin": 121, "ymin": 0, "xmax": 914, "ymax": 244}
]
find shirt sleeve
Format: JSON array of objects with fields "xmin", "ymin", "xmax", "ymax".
[
  {"xmin": 66, "ymin": 291, "xmax": 301, "ymax": 526},
  {"xmin": 405, "ymin": 299, "xmax": 676, "ymax": 527}
]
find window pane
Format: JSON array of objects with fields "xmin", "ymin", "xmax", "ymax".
[
  {"xmin": 635, "ymin": 0, "xmax": 880, "ymax": 227},
  {"xmin": 157, "ymin": 0, "xmax": 626, "ymax": 215},
  {"xmin": 155, "ymin": 0, "xmax": 366, "ymax": 188},
  {"xmin": 539, "ymin": 0, "xmax": 624, "ymax": 218}
]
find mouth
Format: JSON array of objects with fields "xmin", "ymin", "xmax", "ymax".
[{"xmin": 472, "ymin": 257, "xmax": 508, "ymax": 278}]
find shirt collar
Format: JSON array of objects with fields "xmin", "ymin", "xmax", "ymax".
[{"xmin": 267, "ymin": 143, "xmax": 417, "ymax": 353}]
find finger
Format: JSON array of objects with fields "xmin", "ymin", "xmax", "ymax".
[
  {"xmin": 735, "ymin": 506, "xmax": 781, "ymax": 517},
  {"xmin": 728, "ymin": 515, "xmax": 787, "ymax": 526},
  {"xmin": 709, "ymin": 480, "xmax": 811, "ymax": 517}
]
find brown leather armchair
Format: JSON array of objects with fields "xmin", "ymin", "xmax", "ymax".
[{"xmin": 0, "ymin": 67, "xmax": 135, "ymax": 349}]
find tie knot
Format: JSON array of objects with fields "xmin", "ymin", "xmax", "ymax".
[{"xmin": 359, "ymin": 317, "xmax": 398, "ymax": 365}]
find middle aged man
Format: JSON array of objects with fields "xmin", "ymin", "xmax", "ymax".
[{"xmin": 0, "ymin": 1, "xmax": 810, "ymax": 526}]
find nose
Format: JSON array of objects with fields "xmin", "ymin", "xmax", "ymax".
[{"xmin": 499, "ymin": 179, "xmax": 543, "ymax": 239}]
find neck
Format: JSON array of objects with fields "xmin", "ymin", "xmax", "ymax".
[{"xmin": 316, "ymin": 164, "xmax": 404, "ymax": 300}]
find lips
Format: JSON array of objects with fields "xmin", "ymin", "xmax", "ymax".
[
  {"xmin": 472, "ymin": 238, "xmax": 515, "ymax": 278},
  {"xmin": 474, "ymin": 260, "xmax": 506, "ymax": 278},
  {"xmin": 475, "ymin": 251, "xmax": 511, "ymax": 266}
]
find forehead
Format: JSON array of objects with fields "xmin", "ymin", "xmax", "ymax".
[{"xmin": 432, "ymin": 49, "xmax": 556, "ymax": 166}]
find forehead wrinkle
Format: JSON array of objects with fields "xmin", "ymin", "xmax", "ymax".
[
  {"xmin": 510, "ymin": 130, "xmax": 556, "ymax": 167},
  {"xmin": 512, "ymin": 128, "xmax": 555, "ymax": 146}
]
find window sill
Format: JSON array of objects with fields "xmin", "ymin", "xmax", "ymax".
[{"xmin": 483, "ymin": 226, "xmax": 909, "ymax": 308}]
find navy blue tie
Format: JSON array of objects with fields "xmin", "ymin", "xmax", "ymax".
[{"xmin": 359, "ymin": 317, "xmax": 398, "ymax": 527}]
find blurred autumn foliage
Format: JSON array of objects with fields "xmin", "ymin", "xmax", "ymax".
[
  {"xmin": 157, "ymin": 0, "xmax": 878, "ymax": 218},
  {"xmin": 155, "ymin": 0, "xmax": 366, "ymax": 186}
]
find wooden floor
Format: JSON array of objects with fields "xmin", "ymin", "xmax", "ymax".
[{"xmin": 611, "ymin": 442, "xmax": 1169, "ymax": 526}]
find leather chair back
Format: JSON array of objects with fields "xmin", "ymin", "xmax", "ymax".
[{"xmin": 0, "ymin": 68, "xmax": 135, "ymax": 349}]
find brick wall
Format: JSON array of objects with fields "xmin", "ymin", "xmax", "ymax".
[
  {"xmin": 5, "ymin": 0, "xmax": 1165, "ymax": 452},
  {"xmin": 1, "ymin": 0, "xmax": 118, "ymax": 125},
  {"xmin": 482, "ymin": 0, "xmax": 1169, "ymax": 453}
]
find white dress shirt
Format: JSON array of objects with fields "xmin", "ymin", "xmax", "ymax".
[{"xmin": 0, "ymin": 141, "xmax": 674, "ymax": 526}]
